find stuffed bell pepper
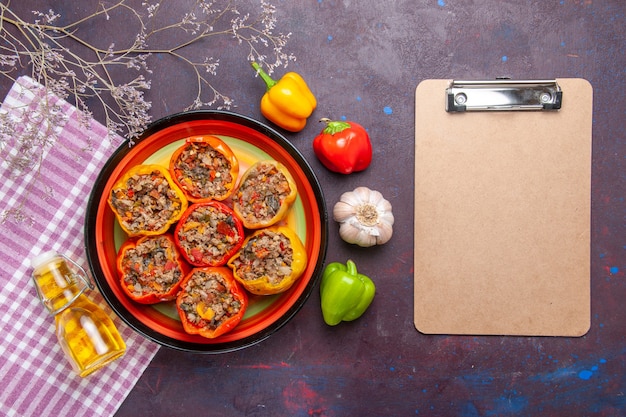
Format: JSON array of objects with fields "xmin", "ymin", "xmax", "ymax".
[
  {"xmin": 227, "ymin": 226, "xmax": 307, "ymax": 295},
  {"xmin": 176, "ymin": 267, "xmax": 248, "ymax": 339},
  {"xmin": 169, "ymin": 135, "xmax": 239, "ymax": 203},
  {"xmin": 175, "ymin": 201, "xmax": 245, "ymax": 267},
  {"xmin": 108, "ymin": 164, "xmax": 188, "ymax": 237},
  {"xmin": 117, "ymin": 234, "xmax": 189, "ymax": 304},
  {"xmin": 232, "ymin": 160, "xmax": 298, "ymax": 229}
]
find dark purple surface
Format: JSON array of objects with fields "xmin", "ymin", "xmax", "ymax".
[{"xmin": 2, "ymin": 1, "xmax": 623, "ymax": 416}]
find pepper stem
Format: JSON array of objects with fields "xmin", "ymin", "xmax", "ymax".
[
  {"xmin": 319, "ymin": 118, "xmax": 351, "ymax": 135},
  {"xmin": 346, "ymin": 259, "xmax": 357, "ymax": 276},
  {"xmin": 251, "ymin": 61, "xmax": 277, "ymax": 91}
]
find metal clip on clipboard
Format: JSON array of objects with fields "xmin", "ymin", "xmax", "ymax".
[{"xmin": 446, "ymin": 79, "xmax": 562, "ymax": 112}]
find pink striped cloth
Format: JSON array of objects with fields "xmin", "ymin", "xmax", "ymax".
[{"xmin": 0, "ymin": 76, "xmax": 160, "ymax": 417}]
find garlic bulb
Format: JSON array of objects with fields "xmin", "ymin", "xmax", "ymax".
[{"xmin": 333, "ymin": 186, "xmax": 394, "ymax": 247}]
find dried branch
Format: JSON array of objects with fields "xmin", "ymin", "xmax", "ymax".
[
  {"xmin": 0, "ymin": 0, "xmax": 294, "ymax": 143},
  {"xmin": 0, "ymin": 0, "xmax": 294, "ymax": 225}
]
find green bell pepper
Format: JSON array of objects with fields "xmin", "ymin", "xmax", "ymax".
[{"xmin": 320, "ymin": 260, "xmax": 376, "ymax": 326}]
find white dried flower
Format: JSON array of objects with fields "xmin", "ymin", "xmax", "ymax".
[{"xmin": 0, "ymin": 0, "xmax": 296, "ymax": 213}]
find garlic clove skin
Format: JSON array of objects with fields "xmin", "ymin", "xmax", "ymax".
[
  {"xmin": 333, "ymin": 186, "xmax": 394, "ymax": 247},
  {"xmin": 335, "ymin": 189, "xmax": 364, "ymax": 211},
  {"xmin": 339, "ymin": 220, "xmax": 378, "ymax": 247},
  {"xmin": 332, "ymin": 201, "xmax": 357, "ymax": 222}
]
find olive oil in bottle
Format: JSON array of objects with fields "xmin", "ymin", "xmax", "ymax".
[{"xmin": 31, "ymin": 251, "xmax": 126, "ymax": 377}]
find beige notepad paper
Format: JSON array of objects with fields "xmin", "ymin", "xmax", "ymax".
[{"xmin": 414, "ymin": 78, "xmax": 592, "ymax": 336}]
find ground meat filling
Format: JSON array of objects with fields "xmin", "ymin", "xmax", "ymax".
[
  {"xmin": 110, "ymin": 170, "xmax": 183, "ymax": 234},
  {"xmin": 121, "ymin": 236, "xmax": 183, "ymax": 298},
  {"xmin": 231, "ymin": 230, "xmax": 294, "ymax": 285},
  {"xmin": 235, "ymin": 162, "xmax": 291, "ymax": 225},
  {"xmin": 173, "ymin": 142, "xmax": 234, "ymax": 200},
  {"xmin": 177, "ymin": 205, "xmax": 241, "ymax": 265},
  {"xmin": 178, "ymin": 270, "xmax": 243, "ymax": 330}
]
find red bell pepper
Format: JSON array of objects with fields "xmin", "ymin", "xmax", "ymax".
[
  {"xmin": 116, "ymin": 233, "xmax": 189, "ymax": 304},
  {"xmin": 174, "ymin": 201, "xmax": 245, "ymax": 267},
  {"xmin": 312, "ymin": 118, "xmax": 373, "ymax": 174},
  {"xmin": 176, "ymin": 267, "xmax": 248, "ymax": 339},
  {"xmin": 169, "ymin": 135, "xmax": 239, "ymax": 203}
]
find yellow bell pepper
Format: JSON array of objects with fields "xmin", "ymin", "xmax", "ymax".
[
  {"xmin": 227, "ymin": 226, "xmax": 307, "ymax": 295},
  {"xmin": 108, "ymin": 164, "xmax": 188, "ymax": 237},
  {"xmin": 251, "ymin": 62, "xmax": 317, "ymax": 132},
  {"xmin": 232, "ymin": 160, "xmax": 298, "ymax": 229}
]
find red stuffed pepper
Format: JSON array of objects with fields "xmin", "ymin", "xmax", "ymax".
[
  {"xmin": 175, "ymin": 201, "xmax": 245, "ymax": 267},
  {"xmin": 169, "ymin": 135, "xmax": 240, "ymax": 203},
  {"xmin": 116, "ymin": 234, "xmax": 189, "ymax": 304},
  {"xmin": 176, "ymin": 267, "xmax": 248, "ymax": 339}
]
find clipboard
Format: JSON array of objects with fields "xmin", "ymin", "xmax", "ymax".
[{"xmin": 413, "ymin": 78, "xmax": 592, "ymax": 337}]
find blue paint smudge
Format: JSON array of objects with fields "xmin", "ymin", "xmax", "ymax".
[
  {"xmin": 501, "ymin": 55, "xmax": 508, "ymax": 62},
  {"xmin": 438, "ymin": 0, "xmax": 446, "ymax": 6},
  {"xmin": 560, "ymin": 41, "xmax": 566, "ymax": 47},
  {"xmin": 356, "ymin": 96, "xmax": 362, "ymax": 102},
  {"xmin": 609, "ymin": 266, "xmax": 619, "ymax": 274},
  {"xmin": 462, "ymin": 372, "xmax": 495, "ymax": 386},
  {"xmin": 485, "ymin": 390, "xmax": 528, "ymax": 416},
  {"xmin": 383, "ymin": 106, "xmax": 393, "ymax": 115},
  {"xmin": 531, "ymin": 367, "xmax": 575, "ymax": 382},
  {"xmin": 461, "ymin": 401, "xmax": 481, "ymax": 417},
  {"xmin": 340, "ymin": 115, "xmax": 347, "ymax": 121},
  {"xmin": 600, "ymin": 358, "xmax": 607, "ymax": 364},
  {"xmin": 327, "ymin": 35, "xmax": 333, "ymax": 41},
  {"xmin": 578, "ymin": 370, "xmax": 593, "ymax": 380}
]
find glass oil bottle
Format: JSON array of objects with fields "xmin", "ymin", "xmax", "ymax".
[{"xmin": 30, "ymin": 251, "xmax": 126, "ymax": 377}]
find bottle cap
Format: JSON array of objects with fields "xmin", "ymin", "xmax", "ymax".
[
  {"xmin": 30, "ymin": 250, "xmax": 59, "ymax": 270},
  {"xmin": 30, "ymin": 252, "xmax": 91, "ymax": 315}
]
